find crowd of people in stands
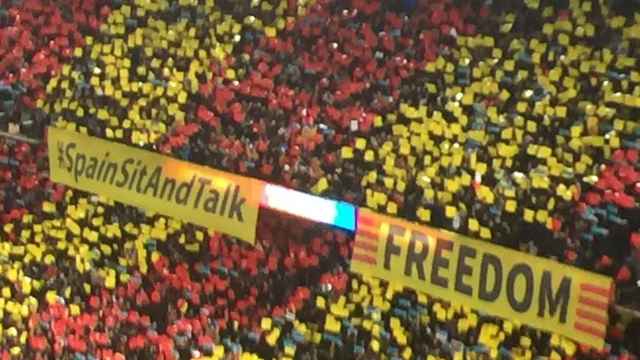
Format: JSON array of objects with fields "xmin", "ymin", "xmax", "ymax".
[{"xmin": 0, "ymin": 0, "xmax": 639, "ymax": 358}]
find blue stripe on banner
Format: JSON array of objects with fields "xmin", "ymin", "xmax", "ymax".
[{"xmin": 334, "ymin": 201, "xmax": 356, "ymax": 231}]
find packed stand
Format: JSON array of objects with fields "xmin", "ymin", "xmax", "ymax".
[
  {"xmin": 0, "ymin": 0, "xmax": 639, "ymax": 358},
  {"xmin": 0, "ymin": 0, "xmax": 113, "ymax": 138},
  {"xmin": 1, "ymin": 186, "xmax": 637, "ymax": 359},
  {"xmin": 40, "ymin": 0, "xmax": 640, "ymax": 302}
]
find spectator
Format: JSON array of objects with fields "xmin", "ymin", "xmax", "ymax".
[{"xmin": 0, "ymin": 0, "xmax": 639, "ymax": 358}]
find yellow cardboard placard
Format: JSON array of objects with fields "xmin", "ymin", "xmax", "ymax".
[
  {"xmin": 48, "ymin": 127, "xmax": 264, "ymax": 244},
  {"xmin": 352, "ymin": 209, "xmax": 612, "ymax": 349},
  {"xmin": 341, "ymin": 146, "xmax": 354, "ymax": 159}
]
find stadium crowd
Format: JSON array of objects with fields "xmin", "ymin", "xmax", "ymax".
[{"xmin": 0, "ymin": 0, "xmax": 639, "ymax": 358}]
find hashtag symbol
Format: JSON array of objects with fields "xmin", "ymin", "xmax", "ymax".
[{"xmin": 57, "ymin": 142, "xmax": 70, "ymax": 172}]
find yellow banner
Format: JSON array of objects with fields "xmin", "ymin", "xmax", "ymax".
[
  {"xmin": 48, "ymin": 127, "xmax": 264, "ymax": 244},
  {"xmin": 352, "ymin": 208, "xmax": 613, "ymax": 349}
]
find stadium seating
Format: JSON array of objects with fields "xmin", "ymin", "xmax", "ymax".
[{"xmin": 0, "ymin": 0, "xmax": 638, "ymax": 358}]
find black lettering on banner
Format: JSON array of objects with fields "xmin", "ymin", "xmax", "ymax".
[
  {"xmin": 479, "ymin": 253, "xmax": 503, "ymax": 302},
  {"xmin": 144, "ymin": 166, "xmax": 162, "ymax": 197},
  {"xmin": 507, "ymin": 263, "xmax": 534, "ymax": 313},
  {"xmin": 204, "ymin": 188, "xmax": 220, "ymax": 213},
  {"xmin": 227, "ymin": 185, "xmax": 246, "ymax": 222},
  {"xmin": 160, "ymin": 177, "xmax": 176, "ymax": 200},
  {"xmin": 219, "ymin": 185, "xmax": 231, "ymax": 215},
  {"xmin": 194, "ymin": 178, "xmax": 212, "ymax": 209},
  {"xmin": 135, "ymin": 166, "xmax": 149, "ymax": 193},
  {"xmin": 102, "ymin": 161, "xmax": 118, "ymax": 185},
  {"xmin": 65, "ymin": 143, "xmax": 76, "ymax": 173},
  {"xmin": 85, "ymin": 157, "xmax": 97, "ymax": 180},
  {"xmin": 431, "ymin": 238, "xmax": 453, "ymax": 288},
  {"xmin": 404, "ymin": 230, "xmax": 429, "ymax": 280},
  {"xmin": 96, "ymin": 153, "xmax": 109, "ymax": 181},
  {"xmin": 74, "ymin": 153, "xmax": 86, "ymax": 182},
  {"xmin": 116, "ymin": 158, "xmax": 134, "ymax": 187},
  {"xmin": 383, "ymin": 224, "xmax": 404, "ymax": 271},
  {"xmin": 175, "ymin": 175, "xmax": 196, "ymax": 205},
  {"xmin": 455, "ymin": 245, "xmax": 477, "ymax": 296},
  {"xmin": 538, "ymin": 271, "xmax": 571, "ymax": 323},
  {"xmin": 128, "ymin": 160, "xmax": 142, "ymax": 190}
]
